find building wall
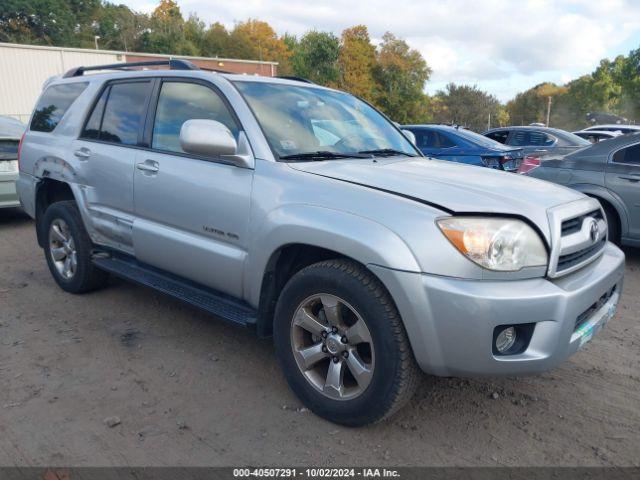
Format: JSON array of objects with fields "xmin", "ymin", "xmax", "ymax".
[{"xmin": 0, "ymin": 43, "xmax": 278, "ymax": 124}]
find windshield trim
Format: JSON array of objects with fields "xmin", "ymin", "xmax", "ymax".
[{"xmin": 230, "ymin": 79, "xmax": 422, "ymax": 162}]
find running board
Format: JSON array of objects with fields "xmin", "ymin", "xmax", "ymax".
[{"xmin": 92, "ymin": 254, "xmax": 257, "ymax": 327}]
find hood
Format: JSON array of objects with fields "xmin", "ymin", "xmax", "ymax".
[{"xmin": 289, "ymin": 157, "xmax": 584, "ymax": 239}]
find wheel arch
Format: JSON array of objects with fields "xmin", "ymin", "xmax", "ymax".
[
  {"xmin": 35, "ymin": 178, "xmax": 77, "ymax": 248},
  {"xmin": 570, "ymin": 183, "xmax": 628, "ymax": 238},
  {"xmin": 248, "ymin": 205, "xmax": 422, "ymax": 337}
]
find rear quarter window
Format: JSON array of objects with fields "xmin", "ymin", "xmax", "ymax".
[{"xmin": 30, "ymin": 82, "xmax": 88, "ymax": 132}]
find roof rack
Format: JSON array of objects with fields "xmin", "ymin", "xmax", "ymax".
[
  {"xmin": 63, "ymin": 59, "xmax": 200, "ymax": 78},
  {"xmin": 276, "ymin": 76, "xmax": 315, "ymax": 84}
]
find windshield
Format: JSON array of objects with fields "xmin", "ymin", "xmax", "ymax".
[{"xmin": 234, "ymin": 81, "xmax": 418, "ymax": 159}]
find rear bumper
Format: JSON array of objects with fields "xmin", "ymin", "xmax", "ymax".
[
  {"xmin": 0, "ymin": 171, "xmax": 20, "ymax": 208},
  {"xmin": 370, "ymin": 242, "xmax": 625, "ymax": 377}
]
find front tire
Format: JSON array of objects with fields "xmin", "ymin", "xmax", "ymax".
[
  {"xmin": 42, "ymin": 201, "xmax": 108, "ymax": 293},
  {"xmin": 274, "ymin": 259, "xmax": 420, "ymax": 426}
]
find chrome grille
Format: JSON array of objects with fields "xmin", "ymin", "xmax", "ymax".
[{"xmin": 547, "ymin": 199, "xmax": 608, "ymax": 278}]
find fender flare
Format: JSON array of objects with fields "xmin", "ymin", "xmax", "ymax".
[{"xmin": 244, "ymin": 204, "xmax": 422, "ymax": 307}]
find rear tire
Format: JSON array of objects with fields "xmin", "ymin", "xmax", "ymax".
[
  {"xmin": 274, "ymin": 259, "xmax": 420, "ymax": 426},
  {"xmin": 42, "ymin": 201, "xmax": 108, "ymax": 293}
]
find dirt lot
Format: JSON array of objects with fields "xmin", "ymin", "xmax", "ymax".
[{"xmin": 1, "ymin": 207, "xmax": 639, "ymax": 467}]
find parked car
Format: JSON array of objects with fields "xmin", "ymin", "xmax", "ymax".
[
  {"xmin": 483, "ymin": 126, "xmax": 590, "ymax": 160},
  {"xmin": 525, "ymin": 132, "xmax": 640, "ymax": 247},
  {"xmin": 17, "ymin": 60, "xmax": 625, "ymax": 426},
  {"xmin": 573, "ymin": 130, "xmax": 622, "ymax": 143},
  {"xmin": 402, "ymin": 124, "xmax": 525, "ymax": 172},
  {"xmin": 582, "ymin": 124, "xmax": 640, "ymax": 135},
  {"xmin": 0, "ymin": 116, "xmax": 25, "ymax": 209}
]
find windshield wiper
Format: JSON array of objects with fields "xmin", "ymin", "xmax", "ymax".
[
  {"xmin": 358, "ymin": 148, "xmax": 416, "ymax": 157},
  {"xmin": 279, "ymin": 150, "xmax": 370, "ymax": 161}
]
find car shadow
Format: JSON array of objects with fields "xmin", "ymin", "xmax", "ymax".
[{"xmin": 0, "ymin": 208, "xmax": 31, "ymax": 225}]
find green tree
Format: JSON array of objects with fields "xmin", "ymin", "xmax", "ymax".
[
  {"xmin": 372, "ymin": 32, "xmax": 432, "ymax": 123},
  {"xmin": 0, "ymin": 0, "xmax": 77, "ymax": 45},
  {"xmin": 432, "ymin": 83, "xmax": 505, "ymax": 132},
  {"xmin": 337, "ymin": 25, "xmax": 376, "ymax": 102},
  {"xmin": 292, "ymin": 30, "xmax": 340, "ymax": 85}
]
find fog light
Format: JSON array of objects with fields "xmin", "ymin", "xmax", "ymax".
[{"xmin": 495, "ymin": 327, "xmax": 516, "ymax": 353}]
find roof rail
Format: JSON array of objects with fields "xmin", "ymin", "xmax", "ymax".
[
  {"xmin": 276, "ymin": 76, "xmax": 315, "ymax": 84},
  {"xmin": 62, "ymin": 59, "xmax": 200, "ymax": 78}
]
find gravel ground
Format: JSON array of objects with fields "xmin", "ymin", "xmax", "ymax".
[{"xmin": 1, "ymin": 207, "xmax": 639, "ymax": 467}]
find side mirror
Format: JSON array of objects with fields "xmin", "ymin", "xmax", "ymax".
[
  {"xmin": 401, "ymin": 129, "xmax": 416, "ymax": 145},
  {"xmin": 180, "ymin": 120, "xmax": 254, "ymax": 168}
]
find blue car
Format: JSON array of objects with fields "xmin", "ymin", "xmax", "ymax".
[{"xmin": 403, "ymin": 124, "xmax": 525, "ymax": 172}]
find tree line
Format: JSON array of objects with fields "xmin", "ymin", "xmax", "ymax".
[{"xmin": 1, "ymin": 0, "xmax": 637, "ymax": 130}]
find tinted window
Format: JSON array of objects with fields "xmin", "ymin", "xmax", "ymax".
[
  {"xmin": 510, "ymin": 130, "xmax": 555, "ymax": 147},
  {"xmin": 81, "ymin": 89, "xmax": 108, "ymax": 140},
  {"xmin": 486, "ymin": 130, "xmax": 509, "ymax": 144},
  {"xmin": 152, "ymin": 82, "xmax": 239, "ymax": 154},
  {"xmin": 613, "ymin": 143, "xmax": 640, "ymax": 165},
  {"xmin": 414, "ymin": 130, "xmax": 455, "ymax": 148},
  {"xmin": 0, "ymin": 140, "xmax": 19, "ymax": 160},
  {"xmin": 99, "ymin": 82, "xmax": 150, "ymax": 145},
  {"xmin": 30, "ymin": 83, "xmax": 88, "ymax": 132}
]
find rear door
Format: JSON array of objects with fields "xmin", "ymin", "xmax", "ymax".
[
  {"xmin": 72, "ymin": 79, "xmax": 153, "ymax": 251},
  {"xmin": 606, "ymin": 142, "xmax": 640, "ymax": 239},
  {"xmin": 132, "ymin": 78, "xmax": 253, "ymax": 298}
]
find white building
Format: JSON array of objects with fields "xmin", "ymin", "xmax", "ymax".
[{"xmin": 0, "ymin": 42, "xmax": 278, "ymax": 124}]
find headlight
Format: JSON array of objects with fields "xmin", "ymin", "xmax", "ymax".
[{"xmin": 437, "ymin": 217, "xmax": 548, "ymax": 271}]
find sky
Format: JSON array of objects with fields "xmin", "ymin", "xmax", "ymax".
[{"xmin": 121, "ymin": 0, "xmax": 640, "ymax": 102}]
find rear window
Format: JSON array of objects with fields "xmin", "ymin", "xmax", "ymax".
[
  {"xmin": 510, "ymin": 130, "xmax": 555, "ymax": 147},
  {"xmin": 30, "ymin": 82, "xmax": 88, "ymax": 132},
  {"xmin": 0, "ymin": 140, "xmax": 19, "ymax": 160}
]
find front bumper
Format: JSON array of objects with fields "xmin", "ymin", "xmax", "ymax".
[
  {"xmin": 370, "ymin": 242, "xmax": 625, "ymax": 377},
  {"xmin": 0, "ymin": 170, "xmax": 20, "ymax": 208}
]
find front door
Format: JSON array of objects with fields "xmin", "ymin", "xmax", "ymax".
[
  {"xmin": 132, "ymin": 79, "xmax": 253, "ymax": 298},
  {"xmin": 606, "ymin": 142, "xmax": 640, "ymax": 240}
]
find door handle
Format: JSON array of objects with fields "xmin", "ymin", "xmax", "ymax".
[
  {"xmin": 74, "ymin": 148, "xmax": 91, "ymax": 160},
  {"xmin": 534, "ymin": 149, "xmax": 548, "ymax": 153},
  {"xmin": 136, "ymin": 161, "xmax": 159, "ymax": 173}
]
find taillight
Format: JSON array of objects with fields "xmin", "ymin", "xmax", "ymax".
[
  {"xmin": 17, "ymin": 132, "xmax": 25, "ymax": 170},
  {"xmin": 517, "ymin": 155, "xmax": 541, "ymax": 174}
]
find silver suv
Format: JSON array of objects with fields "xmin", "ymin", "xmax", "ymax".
[{"xmin": 17, "ymin": 60, "xmax": 625, "ymax": 426}]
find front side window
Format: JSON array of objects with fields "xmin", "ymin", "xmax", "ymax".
[
  {"xmin": 613, "ymin": 143, "xmax": 640, "ymax": 165},
  {"xmin": 152, "ymin": 82, "xmax": 239, "ymax": 154},
  {"xmin": 31, "ymin": 82, "xmax": 88, "ymax": 132},
  {"xmin": 234, "ymin": 81, "xmax": 418, "ymax": 159},
  {"xmin": 82, "ymin": 81, "xmax": 150, "ymax": 145}
]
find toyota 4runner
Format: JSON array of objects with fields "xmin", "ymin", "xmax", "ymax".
[{"xmin": 16, "ymin": 60, "xmax": 625, "ymax": 426}]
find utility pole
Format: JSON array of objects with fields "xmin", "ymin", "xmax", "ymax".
[
  {"xmin": 94, "ymin": 36, "xmax": 100, "ymax": 50},
  {"xmin": 487, "ymin": 112, "xmax": 491, "ymax": 131},
  {"xmin": 546, "ymin": 96, "xmax": 552, "ymax": 127}
]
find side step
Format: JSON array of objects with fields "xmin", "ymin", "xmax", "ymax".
[{"xmin": 92, "ymin": 254, "xmax": 257, "ymax": 327}]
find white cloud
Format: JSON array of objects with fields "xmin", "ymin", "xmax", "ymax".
[{"xmin": 121, "ymin": 0, "xmax": 640, "ymax": 100}]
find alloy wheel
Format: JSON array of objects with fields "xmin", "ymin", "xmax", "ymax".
[
  {"xmin": 48, "ymin": 218, "xmax": 77, "ymax": 280},
  {"xmin": 290, "ymin": 293, "xmax": 375, "ymax": 401}
]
